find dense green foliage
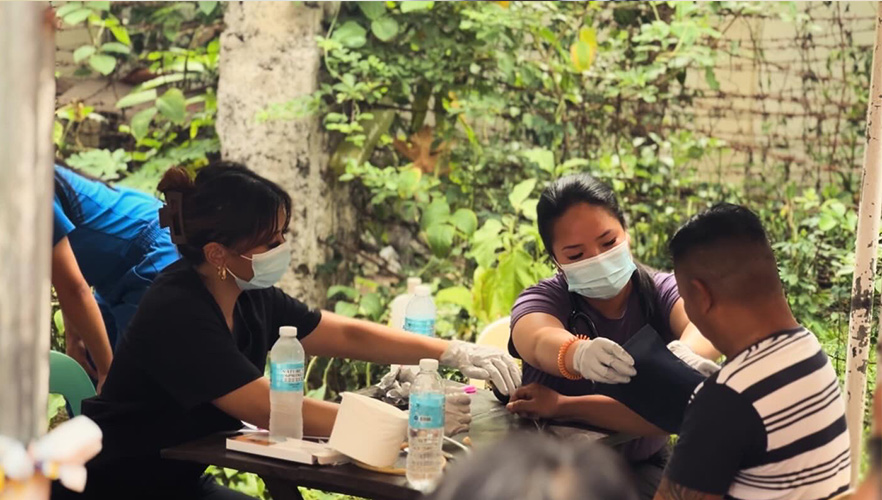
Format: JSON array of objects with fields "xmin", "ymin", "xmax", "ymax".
[{"xmin": 50, "ymin": 1, "xmax": 877, "ymax": 496}]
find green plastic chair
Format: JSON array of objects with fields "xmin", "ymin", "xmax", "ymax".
[{"xmin": 49, "ymin": 351, "xmax": 96, "ymax": 417}]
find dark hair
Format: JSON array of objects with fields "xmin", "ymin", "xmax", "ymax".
[
  {"xmin": 669, "ymin": 203, "xmax": 771, "ymax": 264},
  {"xmin": 537, "ymin": 173, "xmax": 662, "ymax": 331},
  {"xmin": 424, "ymin": 433, "xmax": 638, "ymax": 500},
  {"xmin": 157, "ymin": 162, "xmax": 292, "ymax": 264}
]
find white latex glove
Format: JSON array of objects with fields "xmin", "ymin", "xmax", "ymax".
[
  {"xmin": 668, "ymin": 340, "xmax": 720, "ymax": 377},
  {"xmin": 378, "ymin": 364, "xmax": 419, "ymax": 400},
  {"xmin": 572, "ymin": 338, "xmax": 636, "ymax": 384},
  {"xmin": 440, "ymin": 340, "xmax": 521, "ymax": 395},
  {"xmin": 444, "ymin": 387, "xmax": 472, "ymax": 436}
]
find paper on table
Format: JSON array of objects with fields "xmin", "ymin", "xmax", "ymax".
[
  {"xmin": 226, "ymin": 432, "xmax": 347, "ymax": 465},
  {"xmin": 594, "ymin": 324, "xmax": 705, "ymax": 434}
]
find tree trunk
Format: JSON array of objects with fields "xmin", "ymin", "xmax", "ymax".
[
  {"xmin": 0, "ymin": 3, "xmax": 55, "ymax": 498},
  {"xmin": 217, "ymin": 1, "xmax": 355, "ymax": 307}
]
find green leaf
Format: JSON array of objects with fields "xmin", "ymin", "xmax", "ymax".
[
  {"xmin": 327, "ymin": 285, "xmax": 359, "ymax": 300},
  {"xmin": 47, "ymin": 393, "xmax": 67, "ymax": 422},
  {"xmin": 131, "ymin": 107, "xmax": 157, "ymax": 141},
  {"xmin": 400, "ymin": 1, "xmax": 433, "ymax": 13},
  {"xmin": 522, "ymin": 148, "xmax": 555, "ymax": 172},
  {"xmin": 334, "ymin": 301, "xmax": 359, "ymax": 318},
  {"xmin": 427, "ymin": 223, "xmax": 456, "ymax": 257},
  {"xmin": 570, "ymin": 40, "xmax": 594, "ymax": 72},
  {"xmin": 579, "ymin": 26, "xmax": 597, "ymax": 45},
  {"xmin": 55, "ymin": 3, "xmax": 83, "ymax": 19},
  {"xmin": 435, "ymin": 286, "xmax": 473, "ymax": 314},
  {"xmin": 110, "ymin": 26, "xmax": 131, "ymax": 46},
  {"xmin": 451, "ymin": 208, "xmax": 478, "ymax": 236},
  {"xmin": 198, "ymin": 1, "xmax": 218, "ymax": 16},
  {"xmin": 53, "ymin": 309, "xmax": 65, "ymax": 335},
  {"xmin": 704, "ymin": 67, "xmax": 720, "ymax": 91},
  {"xmin": 116, "ymin": 89, "xmax": 157, "ymax": 108},
  {"xmin": 522, "ymin": 199, "xmax": 539, "ymax": 222},
  {"xmin": 332, "ymin": 21, "xmax": 368, "ymax": 49},
  {"xmin": 818, "ymin": 214, "xmax": 837, "ymax": 232},
  {"xmin": 136, "ymin": 73, "xmax": 187, "ymax": 91},
  {"xmin": 307, "ymin": 384, "xmax": 327, "ymax": 400},
  {"xmin": 509, "ymin": 178, "xmax": 537, "ymax": 212},
  {"xmin": 85, "ymin": 1, "xmax": 110, "ymax": 11},
  {"xmin": 65, "ymin": 148, "xmax": 129, "ymax": 180},
  {"xmin": 420, "ymin": 198, "xmax": 451, "ymax": 230},
  {"xmin": 53, "ymin": 121, "xmax": 64, "ymax": 146},
  {"xmin": 359, "ymin": 292, "xmax": 383, "ymax": 318},
  {"xmin": 358, "ymin": 1, "xmax": 387, "ymax": 20},
  {"xmin": 73, "ymin": 45, "xmax": 96, "ymax": 63},
  {"xmin": 156, "ymin": 88, "xmax": 187, "ymax": 125},
  {"xmin": 100, "ymin": 42, "xmax": 131, "ymax": 55},
  {"xmin": 63, "ymin": 8, "xmax": 94, "ymax": 25},
  {"xmin": 371, "ymin": 16, "xmax": 399, "ymax": 42},
  {"xmin": 470, "ymin": 219, "xmax": 504, "ymax": 268},
  {"xmin": 88, "ymin": 54, "xmax": 117, "ymax": 75},
  {"xmin": 397, "ymin": 167, "xmax": 422, "ymax": 197}
]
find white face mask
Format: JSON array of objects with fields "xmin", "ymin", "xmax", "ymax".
[
  {"xmin": 559, "ymin": 240, "xmax": 637, "ymax": 300},
  {"xmin": 227, "ymin": 241, "xmax": 292, "ymax": 291}
]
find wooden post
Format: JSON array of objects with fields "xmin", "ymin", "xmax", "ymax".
[
  {"xmin": 845, "ymin": 1, "xmax": 882, "ymax": 488},
  {"xmin": 0, "ymin": 4, "xmax": 55, "ymax": 498}
]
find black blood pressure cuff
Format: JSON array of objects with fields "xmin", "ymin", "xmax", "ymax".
[{"xmin": 594, "ymin": 324, "xmax": 706, "ymax": 434}]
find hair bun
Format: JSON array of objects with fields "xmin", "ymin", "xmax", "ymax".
[{"xmin": 157, "ymin": 166, "xmax": 195, "ymax": 197}]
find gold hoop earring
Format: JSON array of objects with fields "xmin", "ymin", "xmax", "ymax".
[{"xmin": 217, "ymin": 266, "xmax": 227, "ymax": 281}]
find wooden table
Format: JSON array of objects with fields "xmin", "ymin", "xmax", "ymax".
[{"xmin": 162, "ymin": 389, "xmax": 630, "ymax": 500}]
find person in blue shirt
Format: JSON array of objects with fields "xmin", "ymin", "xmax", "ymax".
[{"xmin": 52, "ymin": 163, "xmax": 179, "ymax": 391}]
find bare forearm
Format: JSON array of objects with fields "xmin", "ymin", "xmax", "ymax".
[
  {"xmin": 512, "ymin": 316, "xmax": 579, "ymax": 377},
  {"xmin": 557, "ymin": 394, "xmax": 667, "ymax": 436},
  {"xmin": 303, "ymin": 399, "xmax": 339, "ymax": 438},
  {"xmin": 306, "ymin": 313, "xmax": 448, "ymax": 364},
  {"xmin": 58, "ymin": 288, "xmax": 112, "ymax": 374}
]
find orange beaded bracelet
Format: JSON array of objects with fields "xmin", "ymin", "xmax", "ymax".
[{"xmin": 558, "ymin": 335, "xmax": 588, "ymax": 380}]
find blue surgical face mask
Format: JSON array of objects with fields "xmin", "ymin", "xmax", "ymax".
[
  {"xmin": 559, "ymin": 240, "xmax": 637, "ymax": 300},
  {"xmin": 228, "ymin": 241, "xmax": 292, "ymax": 291}
]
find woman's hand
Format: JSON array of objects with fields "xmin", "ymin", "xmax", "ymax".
[
  {"xmin": 572, "ymin": 338, "xmax": 635, "ymax": 384},
  {"xmin": 440, "ymin": 340, "xmax": 521, "ymax": 395},
  {"xmin": 505, "ymin": 383, "xmax": 564, "ymax": 420},
  {"xmin": 667, "ymin": 340, "xmax": 720, "ymax": 377}
]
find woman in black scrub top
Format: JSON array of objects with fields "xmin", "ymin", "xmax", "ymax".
[{"xmin": 57, "ymin": 162, "xmax": 521, "ymax": 500}]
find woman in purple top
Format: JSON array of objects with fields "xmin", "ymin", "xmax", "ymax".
[{"xmin": 505, "ymin": 173, "xmax": 720, "ymax": 499}]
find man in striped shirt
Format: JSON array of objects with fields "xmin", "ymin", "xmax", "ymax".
[{"xmin": 654, "ymin": 204, "xmax": 851, "ymax": 500}]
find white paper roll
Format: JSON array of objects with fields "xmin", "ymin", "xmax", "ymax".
[{"xmin": 328, "ymin": 392, "xmax": 408, "ymax": 468}]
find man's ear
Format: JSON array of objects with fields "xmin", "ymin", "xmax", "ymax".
[{"xmin": 692, "ymin": 278, "xmax": 714, "ymax": 314}]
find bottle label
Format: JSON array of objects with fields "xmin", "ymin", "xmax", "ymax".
[
  {"xmin": 270, "ymin": 362, "xmax": 304, "ymax": 392},
  {"xmin": 404, "ymin": 317, "xmax": 435, "ymax": 337},
  {"xmin": 409, "ymin": 393, "xmax": 444, "ymax": 429}
]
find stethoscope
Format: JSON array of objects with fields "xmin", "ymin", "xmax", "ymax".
[{"xmin": 566, "ymin": 292, "xmax": 600, "ymax": 340}]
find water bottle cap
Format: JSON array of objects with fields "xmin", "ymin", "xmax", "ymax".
[
  {"xmin": 406, "ymin": 277, "xmax": 422, "ymax": 293},
  {"xmin": 419, "ymin": 358, "xmax": 439, "ymax": 372},
  {"xmin": 279, "ymin": 326, "xmax": 298, "ymax": 338},
  {"xmin": 414, "ymin": 285, "xmax": 431, "ymax": 297}
]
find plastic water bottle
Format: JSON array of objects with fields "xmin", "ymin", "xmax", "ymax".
[
  {"xmin": 406, "ymin": 358, "xmax": 445, "ymax": 491},
  {"xmin": 269, "ymin": 326, "xmax": 304, "ymax": 441},
  {"xmin": 404, "ymin": 285, "xmax": 435, "ymax": 337},
  {"xmin": 389, "ymin": 277, "xmax": 422, "ymax": 330}
]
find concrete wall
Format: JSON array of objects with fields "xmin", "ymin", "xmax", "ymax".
[{"xmin": 217, "ymin": 1, "xmax": 357, "ymax": 306}]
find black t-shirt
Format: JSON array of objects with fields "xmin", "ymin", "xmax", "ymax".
[
  {"xmin": 79, "ymin": 260, "xmax": 321, "ymax": 497},
  {"xmin": 664, "ymin": 329, "xmax": 851, "ymax": 499}
]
